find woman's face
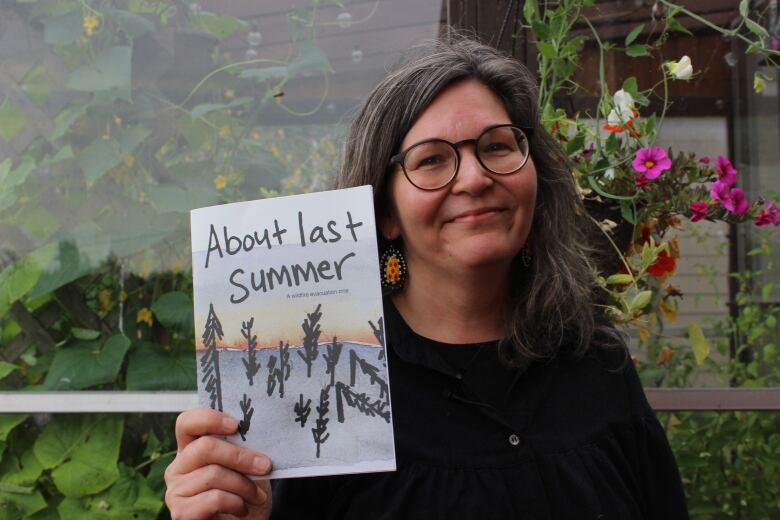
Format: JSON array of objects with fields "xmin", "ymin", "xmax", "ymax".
[{"xmin": 382, "ymin": 79, "xmax": 537, "ymax": 275}]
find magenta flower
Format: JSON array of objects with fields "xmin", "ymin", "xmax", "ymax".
[
  {"xmin": 710, "ymin": 180, "xmax": 730, "ymax": 203},
  {"xmin": 755, "ymin": 201, "xmax": 780, "ymax": 226},
  {"xmin": 690, "ymin": 201, "xmax": 709, "ymax": 222},
  {"xmin": 699, "ymin": 156, "xmax": 711, "ymax": 164},
  {"xmin": 635, "ymin": 174, "xmax": 649, "ymax": 188},
  {"xmin": 632, "ymin": 146, "xmax": 672, "ymax": 180},
  {"xmin": 723, "ymin": 188, "xmax": 749, "ymax": 215},
  {"xmin": 715, "ymin": 155, "xmax": 737, "ymax": 185}
]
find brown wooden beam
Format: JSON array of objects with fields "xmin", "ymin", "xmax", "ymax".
[{"xmin": 646, "ymin": 388, "xmax": 780, "ymax": 411}]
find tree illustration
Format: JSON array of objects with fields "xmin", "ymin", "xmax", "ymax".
[
  {"xmin": 297, "ymin": 304, "xmax": 322, "ymax": 378},
  {"xmin": 323, "ymin": 336, "xmax": 343, "ymax": 387},
  {"xmin": 335, "ymin": 382, "xmax": 391, "ymax": 424},
  {"xmin": 294, "ymin": 393, "xmax": 312, "ymax": 428},
  {"xmin": 241, "ymin": 317, "xmax": 260, "ymax": 386},
  {"xmin": 266, "ymin": 341, "xmax": 291, "ymax": 398},
  {"xmin": 200, "ymin": 303, "xmax": 224, "ymax": 411},
  {"xmin": 312, "ymin": 385, "xmax": 330, "ymax": 458},
  {"xmin": 368, "ymin": 317, "xmax": 385, "ymax": 361},
  {"xmin": 238, "ymin": 393, "xmax": 254, "ymax": 441},
  {"xmin": 349, "ymin": 350, "xmax": 389, "ymax": 403}
]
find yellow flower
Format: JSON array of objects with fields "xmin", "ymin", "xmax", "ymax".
[
  {"xmin": 214, "ymin": 175, "xmax": 227, "ymax": 190},
  {"xmin": 218, "ymin": 125, "xmax": 232, "ymax": 139},
  {"xmin": 250, "ymin": 131, "xmax": 261, "ymax": 140},
  {"xmin": 119, "ymin": 290, "xmax": 127, "ymax": 303},
  {"xmin": 270, "ymin": 143, "xmax": 281, "ymax": 158},
  {"xmin": 656, "ymin": 346, "xmax": 676, "ymax": 366},
  {"xmin": 137, "ymin": 307, "xmax": 153, "ymax": 327},
  {"xmin": 124, "ymin": 154, "xmax": 136, "ymax": 168},
  {"xmin": 224, "ymin": 89, "xmax": 235, "ymax": 99},
  {"xmin": 98, "ymin": 289, "xmax": 112, "ymax": 310},
  {"xmin": 83, "ymin": 15, "xmax": 100, "ymax": 36},
  {"xmin": 138, "ymin": 191, "xmax": 146, "ymax": 202}
]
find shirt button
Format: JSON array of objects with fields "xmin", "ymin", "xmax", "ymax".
[{"xmin": 508, "ymin": 434, "xmax": 521, "ymax": 446}]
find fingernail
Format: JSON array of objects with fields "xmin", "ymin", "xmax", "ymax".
[
  {"xmin": 222, "ymin": 417, "xmax": 238, "ymax": 431},
  {"xmin": 253, "ymin": 456, "xmax": 270, "ymax": 473}
]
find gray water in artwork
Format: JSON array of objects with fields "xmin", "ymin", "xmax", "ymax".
[{"xmin": 197, "ymin": 341, "xmax": 394, "ymax": 476}]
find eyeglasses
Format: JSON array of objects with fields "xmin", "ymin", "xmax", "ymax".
[{"xmin": 388, "ymin": 124, "xmax": 532, "ymax": 191}]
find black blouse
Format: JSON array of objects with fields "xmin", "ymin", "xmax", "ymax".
[{"xmin": 271, "ymin": 303, "xmax": 688, "ymax": 519}]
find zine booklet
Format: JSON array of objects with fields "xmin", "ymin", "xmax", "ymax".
[{"xmin": 190, "ymin": 186, "xmax": 395, "ymax": 479}]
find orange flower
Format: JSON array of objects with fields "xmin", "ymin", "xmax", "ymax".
[
  {"xmin": 647, "ymin": 249, "xmax": 676, "ymax": 278},
  {"xmin": 384, "ymin": 256, "xmax": 401, "ymax": 283}
]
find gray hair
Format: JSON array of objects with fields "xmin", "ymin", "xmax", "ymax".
[{"xmin": 337, "ymin": 34, "xmax": 609, "ymax": 367}]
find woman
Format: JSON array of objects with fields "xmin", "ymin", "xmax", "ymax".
[{"xmin": 165, "ymin": 35, "xmax": 688, "ymax": 519}]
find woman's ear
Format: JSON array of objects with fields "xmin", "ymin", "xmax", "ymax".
[{"xmin": 377, "ymin": 198, "xmax": 401, "ymax": 241}]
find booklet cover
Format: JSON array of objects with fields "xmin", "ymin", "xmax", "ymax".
[{"xmin": 190, "ymin": 186, "xmax": 395, "ymax": 479}]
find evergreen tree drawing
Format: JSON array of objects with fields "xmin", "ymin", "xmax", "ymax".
[
  {"xmin": 294, "ymin": 393, "xmax": 312, "ymax": 428},
  {"xmin": 368, "ymin": 317, "xmax": 385, "ymax": 361},
  {"xmin": 335, "ymin": 382, "xmax": 391, "ymax": 424},
  {"xmin": 238, "ymin": 393, "xmax": 254, "ymax": 441},
  {"xmin": 349, "ymin": 350, "xmax": 389, "ymax": 403},
  {"xmin": 323, "ymin": 336, "xmax": 343, "ymax": 387},
  {"xmin": 312, "ymin": 385, "xmax": 331, "ymax": 458},
  {"xmin": 241, "ymin": 317, "xmax": 260, "ymax": 386},
  {"xmin": 297, "ymin": 304, "xmax": 322, "ymax": 378},
  {"xmin": 266, "ymin": 341, "xmax": 291, "ymax": 398},
  {"xmin": 200, "ymin": 303, "xmax": 224, "ymax": 411}
]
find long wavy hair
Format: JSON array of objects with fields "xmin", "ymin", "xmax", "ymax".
[{"xmin": 337, "ymin": 34, "xmax": 614, "ymax": 367}]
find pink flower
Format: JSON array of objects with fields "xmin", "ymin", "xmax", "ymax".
[
  {"xmin": 699, "ymin": 156, "xmax": 710, "ymax": 164},
  {"xmin": 635, "ymin": 174, "xmax": 649, "ymax": 187},
  {"xmin": 755, "ymin": 201, "xmax": 780, "ymax": 226},
  {"xmin": 710, "ymin": 180, "xmax": 730, "ymax": 204},
  {"xmin": 723, "ymin": 188, "xmax": 749, "ymax": 215},
  {"xmin": 632, "ymin": 147, "xmax": 672, "ymax": 180},
  {"xmin": 690, "ymin": 201, "xmax": 709, "ymax": 222},
  {"xmin": 715, "ymin": 155, "xmax": 737, "ymax": 186}
]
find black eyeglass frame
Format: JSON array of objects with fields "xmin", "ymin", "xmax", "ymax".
[{"xmin": 388, "ymin": 123, "xmax": 534, "ymax": 191}]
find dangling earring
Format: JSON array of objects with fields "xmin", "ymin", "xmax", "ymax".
[
  {"xmin": 520, "ymin": 237, "xmax": 532, "ymax": 267},
  {"xmin": 379, "ymin": 241, "xmax": 407, "ymax": 294}
]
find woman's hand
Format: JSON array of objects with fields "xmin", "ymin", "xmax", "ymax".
[{"xmin": 165, "ymin": 408, "xmax": 273, "ymax": 520}]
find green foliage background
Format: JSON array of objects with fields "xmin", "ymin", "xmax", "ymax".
[{"xmin": 0, "ymin": 0, "xmax": 779, "ymax": 518}]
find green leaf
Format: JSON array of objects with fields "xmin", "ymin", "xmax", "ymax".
[
  {"xmin": 146, "ymin": 453, "xmax": 175, "ymax": 496},
  {"xmin": 0, "ymin": 362, "xmax": 19, "ymax": 381},
  {"xmin": 71, "ymin": 328, "xmax": 101, "ymax": 340},
  {"xmin": 739, "ymin": 0, "xmax": 749, "ymax": 17},
  {"xmin": 625, "ymin": 24, "xmax": 644, "ymax": 47},
  {"xmin": 620, "ymin": 201, "xmax": 636, "ymax": 224},
  {"xmin": 625, "ymin": 44, "xmax": 649, "ymax": 57},
  {"xmin": 51, "ymin": 416, "xmax": 123, "ymax": 497},
  {"xmin": 744, "ymin": 18, "xmax": 769, "ymax": 39},
  {"xmin": 0, "ymin": 244, "xmax": 56, "ymax": 317},
  {"xmin": 43, "ymin": 335, "xmax": 130, "ymax": 390},
  {"xmin": 51, "ymin": 102, "xmax": 89, "ymax": 140},
  {"xmin": 622, "ymin": 76, "xmax": 639, "ymax": 97},
  {"xmin": 30, "ymin": 222, "xmax": 111, "ymax": 296},
  {"xmin": 0, "ymin": 489, "xmax": 47, "ymax": 519},
  {"xmin": 66, "ymin": 46, "xmax": 132, "ymax": 99},
  {"xmin": 523, "ymin": 0, "xmax": 538, "ymax": 22},
  {"xmin": 688, "ymin": 323, "xmax": 711, "ymax": 365},
  {"xmin": 530, "ymin": 20, "xmax": 550, "ymax": 40},
  {"xmin": 0, "ymin": 415, "xmax": 27, "ymax": 443},
  {"xmin": 188, "ymin": 13, "xmax": 246, "ymax": 39},
  {"xmin": 565, "ymin": 134, "xmax": 585, "ymax": 156},
  {"xmin": 0, "ymin": 98, "xmax": 27, "ymax": 141},
  {"xmin": 190, "ymin": 97, "xmax": 253, "ymax": 119},
  {"xmin": 239, "ymin": 66, "xmax": 288, "ymax": 83},
  {"xmin": 126, "ymin": 342, "xmax": 196, "ymax": 390},
  {"xmin": 33, "ymin": 415, "xmax": 92, "ymax": 469},
  {"xmin": 43, "ymin": 12, "xmax": 82, "ymax": 45},
  {"xmin": 606, "ymin": 273, "xmax": 633, "ymax": 285},
  {"xmin": 666, "ymin": 17, "xmax": 692, "ymax": 36},
  {"xmin": 287, "ymin": 42, "xmax": 333, "ymax": 77},
  {"xmin": 57, "ymin": 464, "xmax": 162, "ymax": 518},
  {"xmin": 106, "ymin": 9, "xmax": 155, "ymax": 38},
  {"xmin": 151, "ymin": 292, "xmax": 194, "ymax": 335},
  {"xmin": 176, "ymin": 115, "xmax": 212, "ymax": 150},
  {"xmin": 0, "ymin": 445, "xmax": 44, "ymax": 486},
  {"xmin": 628, "ymin": 290, "xmax": 652, "ymax": 312},
  {"xmin": 536, "ymin": 41, "xmax": 557, "ymax": 59},
  {"xmin": 21, "ymin": 65, "xmax": 49, "ymax": 107}
]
